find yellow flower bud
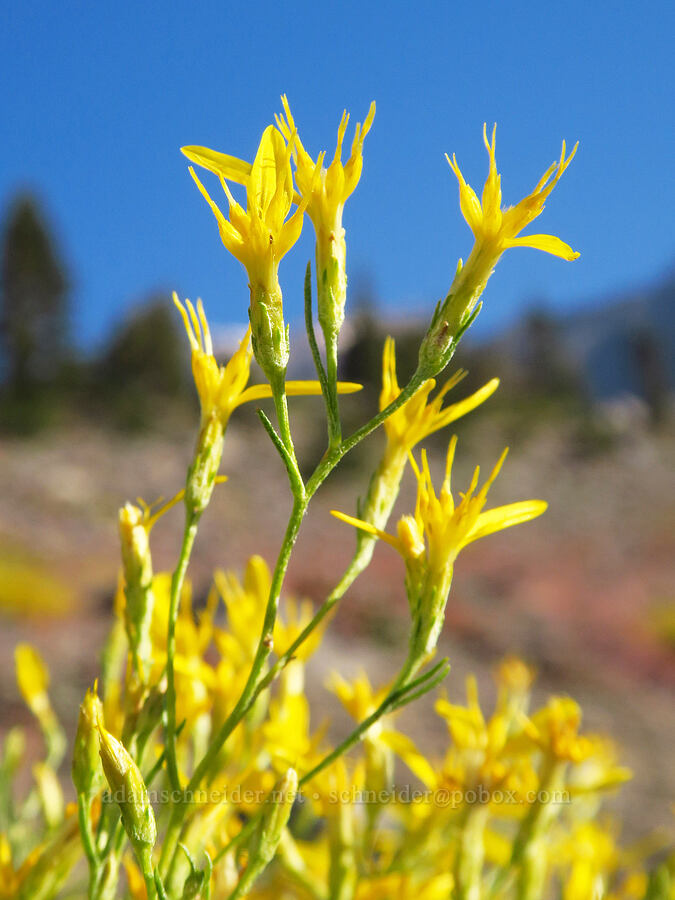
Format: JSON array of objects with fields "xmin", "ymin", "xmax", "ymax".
[
  {"xmin": 97, "ymin": 720, "xmax": 156, "ymax": 856},
  {"xmin": 72, "ymin": 685, "xmax": 104, "ymax": 797}
]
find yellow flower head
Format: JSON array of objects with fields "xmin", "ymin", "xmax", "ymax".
[
  {"xmin": 327, "ymin": 670, "xmax": 390, "ymax": 723},
  {"xmin": 275, "ymin": 95, "xmax": 376, "ymax": 236},
  {"xmin": 332, "ymin": 437, "xmax": 547, "ymax": 583},
  {"xmin": 448, "ymin": 124, "xmax": 579, "ymax": 261},
  {"xmin": 174, "ymin": 293, "xmax": 361, "ymax": 426},
  {"xmin": 380, "ymin": 336, "xmax": 499, "ymax": 452},
  {"xmin": 182, "ymin": 125, "xmax": 305, "ymax": 296},
  {"xmin": 523, "ymin": 697, "xmax": 594, "ymax": 763}
]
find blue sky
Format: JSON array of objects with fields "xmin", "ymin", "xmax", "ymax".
[{"xmin": 1, "ymin": 0, "xmax": 673, "ymax": 348}]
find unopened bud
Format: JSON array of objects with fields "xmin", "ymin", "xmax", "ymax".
[
  {"xmin": 249, "ymin": 285, "xmax": 289, "ymax": 384},
  {"xmin": 248, "ymin": 768, "xmax": 298, "ymax": 871},
  {"xmin": 72, "ymin": 686, "xmax": 104, "ymax": 797},
  {"xmin": 97, "ymin": 721, "xmax": 156, "ymax": 856},
  {"xmin": 119, "ymin": 504, "xmax": 155, "ymax": 679},
  {"xmin": 316, "ymin": 228, "xmax": 347, "ymax": 346},
  {"xmin": 186, "ymin": 415, "xmax": 225, "ymax": 518}
]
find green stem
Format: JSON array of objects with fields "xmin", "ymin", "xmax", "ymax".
[
  {"xmin": 139, "ymin": 846, "xmax": 158, "ymax": 900},
  {"xmin": 304, "ymin": 262, "xmax": 341, "ymax": 449},
  {"xmin": 78, "ymin": 793, "xmax": 101, "ymax": 899},
  {"xmin": 324, "ymin": 331, "xmax": 342, "ymax": 449},
  {"xmin": 164, "ymin": 517, "xmax": 199, "ymax": 793},
  {"xmin": 159, "ymin": 495, "xmax": 307, "ymax": 879},
  {"xmin": 298, "ymin": 654, "xmax": 448, "ymax": 790}
]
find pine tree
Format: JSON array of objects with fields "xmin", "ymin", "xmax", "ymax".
[{"xmin": 0, "ymin": 193, "xmax": 69, "ymax": 427}]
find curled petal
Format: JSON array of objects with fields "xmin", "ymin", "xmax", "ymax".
[{"xmin": 504, "ymin": 233, "xmax": 580, "ymax": 260}]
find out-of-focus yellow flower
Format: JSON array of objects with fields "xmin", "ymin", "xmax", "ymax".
[
  {"xmin": 274, "ymin": 597, "xmax": 324, "ymax": 664},
  {"xmin": 33, "ymin": 762, "xmax": 64, "ymax": 829},
  {"xmin": 522, "ymin": 698, "xmax": 595, "ymax": 763},
  {"xmin": 15, "ymin": 643, "xmax": 50, "ymax": 717},
  {"xmin": 174, "ymin": 294, "xmax": 361, "ymax": 427},
  {"xmin": 183, "ymin": 126, "xmax": 304, "ymax": 299},
  {"xmin": 355, "ymin": 872, "xmax": 454, "ymax": 899},
  {"xmin": 556, "ymin": 821, "xmax": 619, "ymax": 900},
  {"xmin": 448, "ymin": 124, "xmax": 579, "ymax": 261},
  {"xmin": 380, "ymin": 336, "xmax": 499, "ymax": 453},
  {"xmin": 214, "ymin": 556, "xmax": 271, "ymax": 665},
  {"xmin": 0, "ymin": 834, "xmax": 42, "ymax": 899},
  {"xmin": 333, "ymin": 438, "xmax": 547, "ymax": 583}
]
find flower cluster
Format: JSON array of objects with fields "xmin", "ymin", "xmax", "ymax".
[{"xmin": 3, "ymin": 97, "xmax": 670, "ymax": 900}]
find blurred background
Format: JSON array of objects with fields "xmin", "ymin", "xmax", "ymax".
[{"xmin": 0, "ymin": 0, "xmax": 673, "ymax": 837}]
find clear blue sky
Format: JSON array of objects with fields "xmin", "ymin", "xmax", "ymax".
[{"xmin": 1, "ymin": 0, "xmax": 673, "ymax": 348}]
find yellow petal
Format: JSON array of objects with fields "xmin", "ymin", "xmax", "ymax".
[
  {"xmin": 330, "ymin": 510, "xmax": 401, "ymax": 553},
  {"xmin": 235, "ymin": 380, "xmax": 361, "ymax": 407},
  {"xmin": 181, "ymin": 145, "xmax": 252, "ymax": 186},
  {"xmin": 505, "ymin": 233, "xmax": 580, "ymax": 260},
  {"xmin": 379, "ymin": 730, "xmax": 437, "ymax": 788},
  {"xmin": 465, "ymin": 500, "xmax": 548, "ymax": 546}
]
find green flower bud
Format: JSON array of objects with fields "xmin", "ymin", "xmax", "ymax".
[
  {"xmin": 72, "ymin": 686, "xmax": 104, "ymax": 797},
  {"xmin": 316, "ymin": 229, "xmax": 347, "ymax": 346},
  {"xmin": 185, "ymin": 415, "xmax": 225, "ymax": 518},
  {"xmin": 249, "ymin": 285, "xmax": 289, "ymax": 385},
  {"xmin": 119, "ymin": 504, "xmax": 155, "ymax": 677},
  {"xmin": 254, "ymin": 768, "xmax": 298, "ymax": 864},
  {"xmin": 97, "ymin": 721, "xmax": 156, "ymax": 857}
]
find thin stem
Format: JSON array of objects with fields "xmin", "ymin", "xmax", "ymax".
[
  {"xmin": 270, "ymin": 374, "xmax": 305, "ymax": 498},
  {"xmin": 304, "ymin": 262, "xmax": 341, "ymax": 448},
  {"xmin": 324, "ymin": 331, "xmax": 342, "ymax": 448},
  {"xmin": 78, "ymin": 793, "xmax": 101, "ymax": 899},
  {"xmin": 305, "ymin": 369, "xmax": 426, "ymax": 501},
  {"xmin": 298, "ymin": 655, "xmax": 449, "ymax": 789},
  {"xmin": 139, "ymin": 846, "xmax": 158, "ymax": 900},
  {"xmin": 164, "ymin": 516, "xmax": 199, "ymax": 793},
  {"xmin": 159, "ymin": 495, "xmax": 308, "ymax": 878}
]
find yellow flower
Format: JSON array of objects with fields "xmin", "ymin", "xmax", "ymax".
[
  {"xmin": 182, "ymin": 125, "xmax": 304, "ymax": 298},
  {"xmin": 174, "ymin": 294, "xmax": 361, "ymax": 427},
  {"xmin": 380, "ymin": 336, "xmax": 499, "ymax": 452},
  {"xmin": 275, "ymin": 96, "xmax": 375, "ymax": 341},
  {"xmin": 333, "ymin": 437, "xmax": 547, "ymax": 582},
  {"xmin": 15, "ymin": 643, "xmax": 50, "ymax": 717},
  {"xmin": 333, "ymin": 439, "xmax": 546, "ymax": 665},
  {"xmin": 522, "ymin": 698, "xmax": 595, "ymax": 763},
  {"xmin": 276, "ymin": 95, "xmax": 376, "ymax": 239},
  {"xmin": 419, "ymin": 126, "xmax": 578, "ymax": 373},
  {"xmin": 448, "ymin": 124, "xmax": 579, "ymax": 261}
]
